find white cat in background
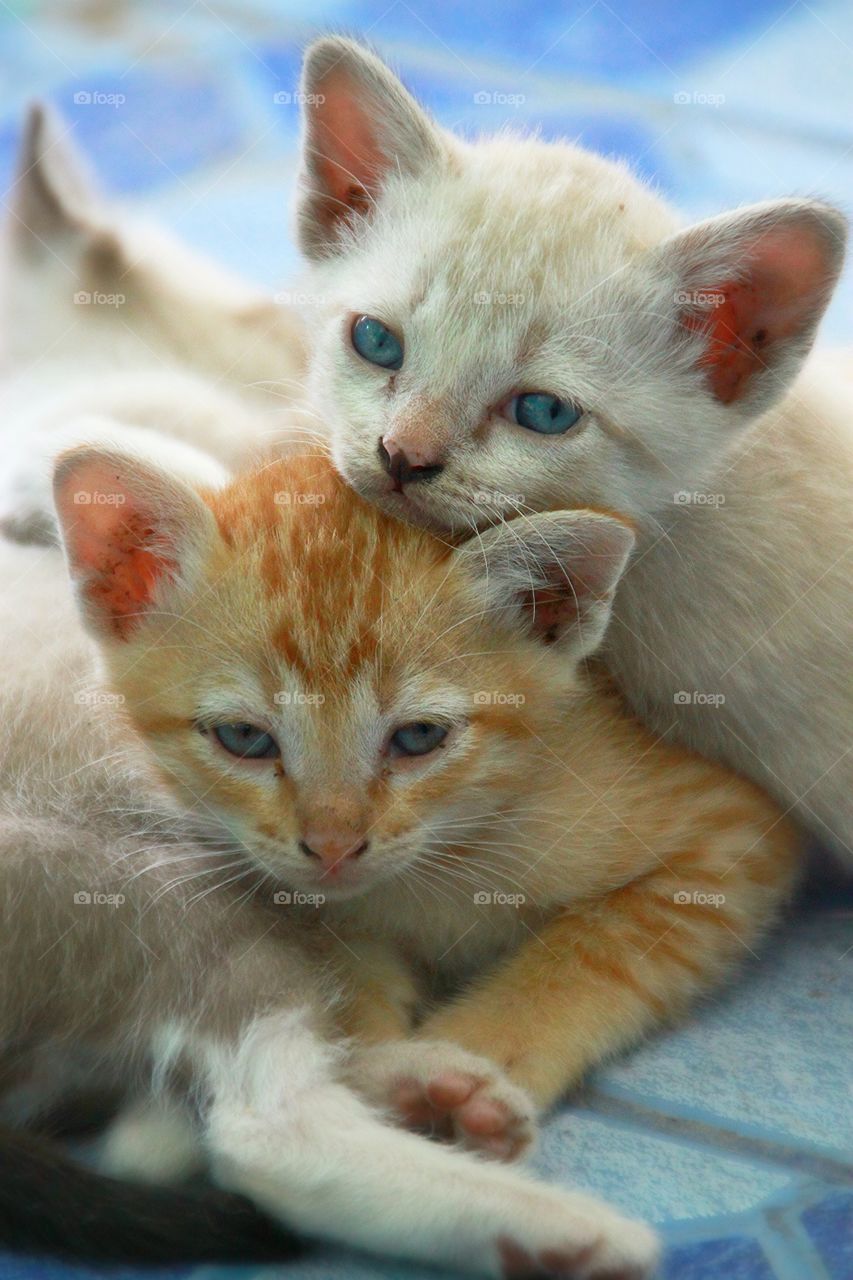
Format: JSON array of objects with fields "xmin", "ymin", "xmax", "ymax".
[
  {"xmin": 0, "ymin": 104, "xmax": 307, "ymax": 537},
  {"xmin": 294, "ymin": 38, "xmax": 853, "ymax": 861}
]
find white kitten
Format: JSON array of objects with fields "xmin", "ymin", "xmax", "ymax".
[{"xmin": 294, "ymin": 37, "xmax": 853, "ymax": 860}]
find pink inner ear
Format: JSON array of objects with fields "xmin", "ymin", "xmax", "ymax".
[
  {"xmin": 527, "ymin": 584, "xmax": 580, "ymax": 643},
  {"xmin": 85, "ymin": 513, "xmax": 175, "ymax": 640},
  {"xmin": 56, "ymin": 462, "xmax": 176, "ymax": 640},
  {"xmin": 687, "ymin": 225, "xmax": 832, "ymax": 404},
  {"xmin": 311, "ymin": 67, "xmax": 387, "ymax": 231}
]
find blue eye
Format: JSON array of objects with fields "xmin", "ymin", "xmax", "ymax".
[
  {"xmin": 506, "ymin": 393, "xmax": 583, "ymax": 435},
  {"xmin": 212, "ymin": 722, "xmax": 279, "ymax": 760},
  {"xmin": 351, "ymin": 315, "xmax": 404, "ymax": 370},
  {"xmin": 389, "ymin": 721, "xmax": 448, "ymax": 758}
]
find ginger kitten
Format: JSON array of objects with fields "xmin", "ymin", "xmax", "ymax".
[
  {"xmin": 0, "ymin": 447, "xmax": 660, "ymax": 1277},
  {"xmin": 293, "ymin": 37, "xmax": 852, "ymax": 861},
  {"xmin": 59, "ymin": 445, "xmax": 798, "ymax": 1163}
]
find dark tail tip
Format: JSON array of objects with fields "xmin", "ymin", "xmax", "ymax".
[{"xmin": 0, "ymin": 1128, "xmax": 302, "ymax": 1265}]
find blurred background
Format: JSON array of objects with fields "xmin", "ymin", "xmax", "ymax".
[
  {"xmin": 0, "ymin": 4, "xmax": 850, "ymax": 1279},
  {"xmin": 1, "ymin": 0, "xmax": 853, "ymax": 335}
]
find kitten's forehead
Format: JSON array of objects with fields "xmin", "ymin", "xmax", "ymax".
[
  {"xmin": 380, "ymin": 136, "xmax": 675, "ymax": 311},
  {"xmin": 206, "ymin": 457, "xmax": 462, "ymax": 693}
]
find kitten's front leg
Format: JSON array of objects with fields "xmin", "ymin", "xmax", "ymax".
[
  {"xmin": 337, "ymin": 937, "xmax": 538, "ymax": 1158},
  {"xmin": 418, "ymin": 822, "xmax": 799, "ymax": 1112}
]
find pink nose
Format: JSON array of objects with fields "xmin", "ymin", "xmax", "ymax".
[
  {"xmin": 377, "ymin": 437, "xmax": 445, "ymax": 492},
  {"xmin": 299, "ymin": 831, "xmax": 369, "ymax": 873}
]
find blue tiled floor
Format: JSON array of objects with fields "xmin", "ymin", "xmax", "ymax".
[{"xmin": 0, "ymin": 2, "xmax": 851, "ymax": 1278}]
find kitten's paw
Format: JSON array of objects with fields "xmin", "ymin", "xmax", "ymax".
[
  {"xmin": 495, "ymin": 1193, "xmax": 660, "ymax": 1279},
  {"xmin": 351, "ymin": 1038, "xmax": 537, "ymax": 1160}
]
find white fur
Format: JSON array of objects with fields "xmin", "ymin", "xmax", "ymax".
[
  {"xmin": 0, "ymin": 103, "xmax": 312, "ymax": 543},
  {"xmin": 201, "ymin": 1010, "xmax": 658, "ymax": 1276}
]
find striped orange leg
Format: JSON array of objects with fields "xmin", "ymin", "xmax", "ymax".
[{"xmin": 417, "ymin": 827, "xmax": 799, "ymax": 1110}]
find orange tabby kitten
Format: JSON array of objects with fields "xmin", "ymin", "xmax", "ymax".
[
  {"xmin": 11, "ymin": 443, "xmax": 665, "ymax": 1276},
  {"xmin": 54, "ymin": 445, "xmax": 802, "ymax": 1166}
]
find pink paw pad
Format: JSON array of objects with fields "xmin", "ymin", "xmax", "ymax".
[{"xmin": 498, "ymin": 1235, "xmax": 600, "ymax": 1278}]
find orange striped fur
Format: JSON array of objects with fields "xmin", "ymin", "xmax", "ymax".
[{"xmin": 92, "ymin": 451, "xmax": 800, "ymax": 1118}]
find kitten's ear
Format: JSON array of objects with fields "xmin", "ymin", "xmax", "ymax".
[
  {"xmin": 10, "ymin": 102, "xmax": 106, "ymax": 246},
  {"xmin": 53, "ymin": 448, "xmax": 217, "ymax": 643},
  {"xmin": 457, "ymin": 512, "xmax": 635, "ymax": 659},
  {"xmin": 657, "ymin": 199, "xmax": 846, "ymax": 409},
  {"xmin": 297, "ymin": 36, "xmax": 447, "ymax": 258}
]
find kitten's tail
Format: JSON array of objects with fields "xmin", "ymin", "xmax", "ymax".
[{"xmin": 0, "ymin": 1127, "xmax": 302, "ymax": 1264}]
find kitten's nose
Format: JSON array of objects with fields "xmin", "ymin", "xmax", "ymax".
[
  {"xmin": 378, "ymin": 437, "xmax": 444, "ymax": 492},
  {"xmin": 299, "ymin": 832, "xmax": 369, "ymax": 874}
]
